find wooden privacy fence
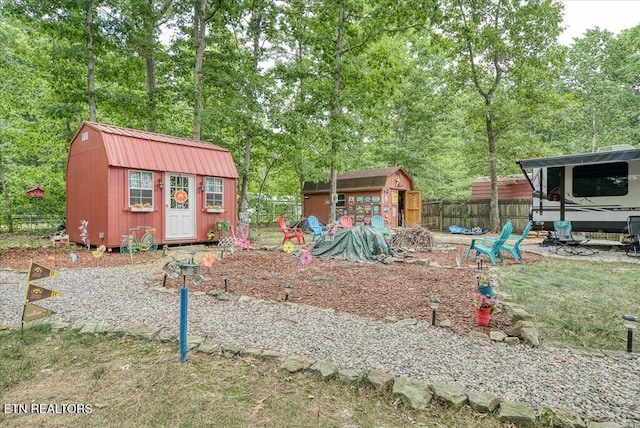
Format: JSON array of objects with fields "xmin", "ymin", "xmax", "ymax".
[{"xmin": 421, "ymin": 199, "xmax": 532, "ymax": 233}]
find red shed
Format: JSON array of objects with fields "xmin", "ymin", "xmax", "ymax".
[
  {"xmin": 471, "ymin": 175, "xmax": 531, "ymax": 200},
  {"xmin": 66, "ymin": 122, "xmax": 239, "ymax": 249},
  {"xmin": 302, "ymin": 167, "xmax": 421, "ymax": 228}
]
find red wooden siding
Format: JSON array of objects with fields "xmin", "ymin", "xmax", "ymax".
[
  {"xmin": 471, "ymin": 175, "xmax": 532, "ymax": 200},
  {"xmin": 66, "ymin": 125, "xmax": 111, "ymax": 247},
  {"xmin": 66, "ymin": 122, "xmax": 239, "ymax": 249}
]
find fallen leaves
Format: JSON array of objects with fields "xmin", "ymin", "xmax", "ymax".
[{"xmin": 251, "ymin": 396, "xmax": 269, "ymax": 414}]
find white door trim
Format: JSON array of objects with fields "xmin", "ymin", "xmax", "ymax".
[{"xmin": 164, "ymin": 173, "xmax": 196, "ymax": 240}]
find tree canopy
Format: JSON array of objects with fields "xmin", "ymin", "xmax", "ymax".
[{"xmin": 1, "ymin": 0, "xmax": 639, "ymax": 229}]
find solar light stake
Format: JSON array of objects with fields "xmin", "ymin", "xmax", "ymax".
[
  {"xmin": 284, "ymin": 284, "xmax": 292, "ymax": 302},
  {"xmin": 430, "ymin": 297, "xmax": 441, "ymax": 326},
  {"xmin": 221, "ymin": 271, "xmax": 229, "ymax": 292},
  {"xmin": 623, "ymin": 315, "xmax": 639, "ymax": 353}
]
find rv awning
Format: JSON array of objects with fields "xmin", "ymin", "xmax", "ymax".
[{"xmin": 517, "ymin": 149, "xmax": 640, "ymax": 169}]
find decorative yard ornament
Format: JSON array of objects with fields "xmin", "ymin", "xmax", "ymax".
[
  {"xmin": 70, "ymin": 253, "xmax": 78, "ymax": 263},
  {"xmin": 217, "ymin": 237, "xmax": 235, "ymax": 258},
  {"xmin": 79, "ymin": 220, "xmax": 89, "ymax": 249},
  {"xmin": 202, "ymin": 252, "xmax": 215, "ymax": 268},
  {"xmin": 21, "ymin": 262, "xmax": 61, "ymax": 328},
  {"xmin": 92, "ymin": 245, "xmax": 106, "ymax": 265},
  {"xmin": 300, "ymin": 250, "xmax": 312, "ymax": 266},
  {"xmin": 235, "ymin": 236, "xmax": 249, "ymax": 250},
  {"xmin": 283, "ymin": 241, "xmax": 295, "ymax": 254},
  {"xmin": 326, "ymin": 221, "xmax": 339, "ymax": 241}
]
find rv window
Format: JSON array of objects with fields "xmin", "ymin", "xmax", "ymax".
[
  {"xmin": 547, "ymin": 167, "xmax": 562, "ymax": 201},
  {"xmin": 572, "ymin": 162, "xmax": 628, "ymax": 197}
]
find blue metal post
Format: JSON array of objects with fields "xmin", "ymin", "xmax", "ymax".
[{"xmin": 179, "ymin": 284, "xmax": 188, "ymax": 362}]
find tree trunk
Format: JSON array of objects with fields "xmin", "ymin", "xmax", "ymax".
[
  {"xmin": 193, "ymin": 0, "xmax": 206, "ymax": 141},
  {"xmin": 84, "ymin": 2, "xmax": 97, "ymax": 122},
  {"xmin": 457, "ymin": 0, "xmax": 504, "ymax": 232},
  {"xmin": 0, "ymin": 149, "xmax": 13, "ymax": 233},
  {"xmin": 239, "ymin": 134, "xmax": 251, "ymax": 220},
  {"xmin": 591, "ymin": 111, "xmax": 598, "ymax": 152},
  {"xmin": 485, "ymin": 109, "xmax": 500, "ymax": 231},
  {"xmin": 238, "ymin": 5, "xmax": 265, "ymax": 221},
  {"xmin": 329, "ymin": 1, "xmax": 345, "ymax": 224},
  {"xmin": 143, "ymin": 0, "xmax": 173, "ymax": 132},
  {"xmin": 144, "ymin": 33, "xmax": 157, "ymax": 132}
]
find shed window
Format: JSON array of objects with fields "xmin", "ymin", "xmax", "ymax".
[
  {"xmin": 205, "ymin": 177, "xmax": 223, "ymax": 208},
  {"xmin": 572, "ymin": 162, "xmax": 628, "ymax": 197},
  {"xmin": 128, "ymin": 171, "xmax": 154, "ymax": 208},
  {"xmin": 336, "ymin": 193, "xmax": 346, "ymax": 207}
]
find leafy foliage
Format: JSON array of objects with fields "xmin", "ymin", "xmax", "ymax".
[{"xmin": 0, "ymin": 1, "xmax": 639, "ymax": 226}]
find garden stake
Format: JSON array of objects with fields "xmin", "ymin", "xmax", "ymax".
[{"xmin": 179, "ymin": 281, "xmax": 188, "ymax": 362}]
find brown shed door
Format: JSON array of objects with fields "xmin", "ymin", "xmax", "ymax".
[{"xmin": 405, "ymin": 190, "xmax": 422, "ymax": 226}]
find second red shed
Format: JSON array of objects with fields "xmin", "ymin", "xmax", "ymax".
[{"xmin": 471, "ymin": 174, "xmax": 531, "ymax": 200}]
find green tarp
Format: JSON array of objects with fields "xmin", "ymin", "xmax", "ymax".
[{"xmin": 310, "ymin": 225, "xmax": 394, "ymax": 263}]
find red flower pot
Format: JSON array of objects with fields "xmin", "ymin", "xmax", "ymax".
[{"xmin": 475, "ymin": 307, "xmax": 492, "ymax": 326}]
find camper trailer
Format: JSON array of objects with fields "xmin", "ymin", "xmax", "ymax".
[{"xmin": 517, "ymin": 145, "xmax": 640, "ymax": 233}]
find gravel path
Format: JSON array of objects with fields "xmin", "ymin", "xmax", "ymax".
[{"xmin": 1, "ymin": 264, "xmax": 639, "ymax": 427}]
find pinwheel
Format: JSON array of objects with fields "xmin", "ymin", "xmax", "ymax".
[
  {"xmin": 236, "ymin": 237, "xmax": 249, "ymax": 249},
  {"xmin": 283, "ymin": 241, "xmax": 295, "ymax": 254},
  {"xmin": 300, "ymin": 250, "xmax": 312, "ymax": 266},
  {"xmin": 202, "ymin": 252, "xmax": 215, "ymax": 268}
]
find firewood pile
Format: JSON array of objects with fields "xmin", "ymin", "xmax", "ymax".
[{"xmin": 388, "ymin": 225, "xmax": 436, "ymax": 251}]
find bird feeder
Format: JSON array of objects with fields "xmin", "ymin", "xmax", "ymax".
[{"xmin": 26, "ymin": 186, "xmax": 45, "ymax": 199}]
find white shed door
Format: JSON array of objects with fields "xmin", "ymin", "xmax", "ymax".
[{"xmin": 165, "ymin": 174, "xmax": 196, "ymax": 240}]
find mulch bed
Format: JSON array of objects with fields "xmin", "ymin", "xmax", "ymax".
[{"xmin": 0, "ymin": 242, "xmax": 544, "ymax": 335}]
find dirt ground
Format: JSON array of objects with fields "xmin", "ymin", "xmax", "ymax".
[{"xmin": 0, "ymin": 236, "xmax": 545, "ymax": 335}]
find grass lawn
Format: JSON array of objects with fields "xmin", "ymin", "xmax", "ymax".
[
  {"xmin": 0, "ymin": 325, "xmax": 501, "ymax": 428},
  {"xmin": 499, "ymin": 257, "xmax": 640, "ymax": 351}
]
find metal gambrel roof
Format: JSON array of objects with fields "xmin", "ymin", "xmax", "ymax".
[{"xmin": 82, "ymin": 122, "xmax": 239, "ymax": 178}]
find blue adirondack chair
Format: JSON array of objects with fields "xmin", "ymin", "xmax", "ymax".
[
  {"xmin": 480, "ymin": 220, "xmax": 533, "ymax": 260},
  {"xmin": 464, "ymin": 221, "xmax": 513, "ymax": 265},
  {"xmin": 307, "ymin": 215, "xmax": 326, "ymax": 241},
  {"xmin": 371, "ymin": 215, "xmax": 391, "ymax": 236}
]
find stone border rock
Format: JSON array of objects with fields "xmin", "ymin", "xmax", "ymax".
[{"xmin": 1, "ymin": 317, "xmax": 622, "ymax": 428}]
